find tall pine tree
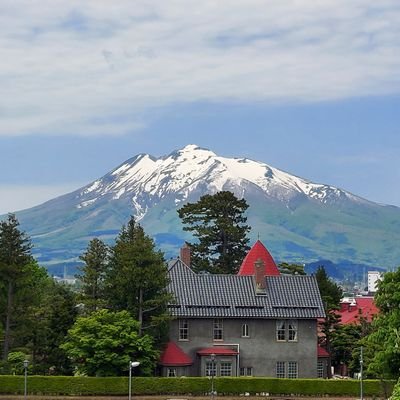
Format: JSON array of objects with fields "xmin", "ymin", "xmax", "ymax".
[
  {"xmin": 76, "ymin": 238, "xmax": 109, "ymax": 312},
  {"xmin": 178, "ymin": 191, "xmax": 250, "ymax": 274},
  {"xmin": 105, "ymin": 217, "xmax": 171, "ymax": 337},
  {"xmin": 0, "ymin": 214, "xmax": 33, "ymax": 360}
]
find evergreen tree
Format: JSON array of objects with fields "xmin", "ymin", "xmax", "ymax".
[
  {"xmin": 0, "ymin": 214, "xmax": 33, "ymax": 360},
  {"xmin": 105, "ymin": 217, "xmax": 171, "ymax": 337},
  {"xmin": 177, "ymin": 191, "xmax": 250, "ymax": 274},
  {"xmin": 76, "ymin": 238, "xmax": 109, "ymax": 312},
  {"xmin": 316, "ymin": 266, "xmax": 343, "ymax": 378},
  {"xmin": 30, "ymin": 280, "xmax": 77, "ymax": 375},
  {"xmin": 278, "ymin": 262, "xmax": 306, "ymax": 275}
]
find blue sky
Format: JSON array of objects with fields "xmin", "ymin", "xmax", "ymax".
[{"xmin": 1, "ymin": 1, "xmax": 400, "ymax": 213}]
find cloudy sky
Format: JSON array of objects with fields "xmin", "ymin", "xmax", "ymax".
[{"xmin": 1, "ymin": 0, "xmax": 400, "ymax": 214}]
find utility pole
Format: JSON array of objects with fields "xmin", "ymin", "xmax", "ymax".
[{"xmin": 360, "ymin": 346, "xmax": 363, "ymax": 400}]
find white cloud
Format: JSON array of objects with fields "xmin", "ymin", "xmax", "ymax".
[
  {"xmin": 0, "ymin": 183, "xmax": 84, "ymax": 214},
  {"xmin": 1, "ymin": 0, "xmax": 400, "ymax": 136}
]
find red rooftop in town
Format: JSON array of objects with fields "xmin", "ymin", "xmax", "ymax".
[
  {"xmin": 238, "ymin": 240, "xmax": 280, "ymax": 276},
  {"xmin": 338, "ymin": 297, "xmax": 379, "ymax": 325}
]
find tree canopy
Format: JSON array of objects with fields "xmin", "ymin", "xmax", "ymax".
[
  {"xmin": 61, "ymin": 309, "xmax": 158, "ymax": 376},
  {"xmin": 0, "ymin": 214, "xmax": 33, "ymax": 360},
  {"xmin": 365, "ymin": 267, "xmax": 400, "ymax": 378},
  {"xmin": 177, "ymin": 191, "xmax": 250, "ymax": 274},
  {"xmin": 105, "ymin": 217, "xmax": 171, "ymax": 338}
]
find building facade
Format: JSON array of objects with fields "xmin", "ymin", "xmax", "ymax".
[{"xmin": 160, "ymin": 241, "xmax": 326, "ymax": 378}]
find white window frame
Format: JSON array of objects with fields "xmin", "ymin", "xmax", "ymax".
[
  {"xmin": 276, "ymin": 320, "xmax": 286, "ymax": 341},
  {"xmin": 276, "ymin": 361, "xmax": 285, "ymax": 378},
  {"xmin": 276, "ymin": 319, "xmax": 298, "ymax": 342},
  {"xmin": 317, "ymin": 360, "xmax": 324, "ymax": 378},
  {"xmin": 241, "ymin": 323, "xmax": 249, "ymax": 338},
  {"xmin": 179, "ymin": 319, "xmax": 189, "ymax": 341},
  {"xmin": 288, "ymin": 320, "xmax": 298, "ymax": 342},
  {"xmin": 288, "ymin": 361, "xmax": 298, "ymax": 378},
  {"xmin": 205, "ymin": 361, "xmax": 217, "ymax": 377},
  {"xmin": 213, "ymin": 318, "xmax": 223, "ymax": 341},
  {"xmin": 167, "ymin": 368, "xmax": 177, "ymax": 377},
  {"xmin": 220, "ymin": 362, "xmax": 232, "ymax": 376}
]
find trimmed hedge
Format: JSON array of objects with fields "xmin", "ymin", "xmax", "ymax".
[
  {"xmin": 390, "ymin": 380, "xmax": 400, "ymax": 400},
  {"xmin": 0, "ymin": 376, "xmax": 395, "ymax": 397}
]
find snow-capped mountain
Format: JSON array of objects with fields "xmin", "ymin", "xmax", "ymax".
[
  {"xmin": 13, "ymin": 145, "xmax": 400, "ymax": 274},
  {"xmin": 75, "ymin": 144, "xmax": 365, "ymax": 219}
]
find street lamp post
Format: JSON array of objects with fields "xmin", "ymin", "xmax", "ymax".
[
  {"xmin": 128, "ymin": 361, "xmax": 140, "ymax": 400},
  {"xmin": 23, "ymin": 359, "xmax": 29, "ymax": 400},
  {"xmin": 210, "ymin": 353, "xmax": 216, "ymax": 400}
]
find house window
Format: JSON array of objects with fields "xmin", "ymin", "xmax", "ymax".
[
  {"xmin": 288, "ymin": 320, "xmax": 298, "ymax": 342},
  {"xmin": 220, "ymin": 362, "xmax": 232, "ymax": 376},
  {"xmin": 276, "ymin": 320, "xmax": 298, "ymax": 341},
  {"xmin": 213, "ymin": 319, "xmax": 223, "ymax": 340},
  {"xmin": 167, "ymin": 368, "xmax": 177, "ymax": 377},
  {"xmin": 240, "ymin": 367, "xmax": 253, "ymax": 376},
  {"xmin": 288, "ymin": 361, "xmax": 298, "ymax": 378},
  {"xmin": 241, "ymin": 323, "xmax": 249, "ymax": 337},
  {"xmin": 179, "ymin": 319, "xmax": 189, "ymax": 340},
  {"xmin": 276, "ymin": 361, "xmax": 285, "ymax": 378},
  {"xmin": 206, "ymin": 361, "xmax": 217, "ymax": 377},
  {"xmin": 276, "ymin": 320, "xmax": 286, "ymax": 341},
  {"xmin": 317, "ymin": 360, "xmax": 324, "ymax": 378}
]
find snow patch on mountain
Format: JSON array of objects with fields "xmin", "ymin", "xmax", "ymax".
[{"xmin": 75, "ymin": 144, "xmax": 367, "ymax": 214}]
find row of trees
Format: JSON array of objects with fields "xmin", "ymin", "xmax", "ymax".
[
  {"xmin": 1, "ymin": 190, "xmax": 400, "ymax": 379},
  {"xmin": 0, "ymin": 214, "xmax": 171, "ymax": 376}
]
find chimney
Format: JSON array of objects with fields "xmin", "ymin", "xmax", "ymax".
[
  {"xmin": 254, "ymin": 258, "xmax": 266, "ymax": 295},
  {"xmin": 180, "ymin": 242, "xmax": 191, "ymax": 267}
]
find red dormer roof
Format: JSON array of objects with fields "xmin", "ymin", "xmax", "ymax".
[
  {"xmin": 238, "ymin": 240, "xmax": 280, "ymax": 276},
  {"xmin": 159, "ymin": 341, "xmax": 193, "ymax": 366}
]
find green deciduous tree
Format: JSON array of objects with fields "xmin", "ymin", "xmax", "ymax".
[
  {"xmin": 366, "ymin": 267, "xmax": 400, "ymax": 379},
  {"xmin": 0, "ymin": 214, "xmax": 33, "ymax": 360},
  {"xmin": 177, "ymin": 191, "xmax": 250, "ymax": 274},
  {"xmin": 61, "ymin": 309, "xmax": 158, "ymax": 376},
  {"xmin": 76, "ymin": 238, "xmax": 109, "ymax": 312},
  {"xmin": 105, "ymin": 217, "xmax": 171, "ymax": 338}
]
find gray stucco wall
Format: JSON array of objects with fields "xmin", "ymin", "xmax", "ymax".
[{"xmin": 169, "ymin": 318, "xmax": 318, "ymax": 377}]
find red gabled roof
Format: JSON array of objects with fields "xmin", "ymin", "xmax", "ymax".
[
  {"xmin": 197, "ymin": 347, "xmax": 238, "ymax": 356},
  {"xmin": 338, "ymin": 297, "xmax": 378, "ymax": 325},
  {"xmin": 159, "ymin": 341, "xmax": 193, "ymax": 366},
  {"xmin": 238, "ymin": 240, "xmax": 280, "ymax": 276}
]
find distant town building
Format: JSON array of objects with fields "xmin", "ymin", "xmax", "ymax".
[
  {"xmin": 367, "ymin": 271, "xmax": 381, "ymax": 293},
  {"xmin": 338, "ymin": 296, "xmax": 378, "ymax": 325}
]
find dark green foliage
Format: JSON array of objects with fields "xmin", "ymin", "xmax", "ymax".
[
  {"xmin": 278, "ymin": 262, "xmax": 306, "ymax": 275},
  {"xmin": 105, "ymin": 217, "xmax": 171, "ymax": 338},
  {"xmin": 61, "ymin": 309, "xmax": 158, "ymax": 377},
  {"xmin": 0, "ymin": 375, "xmax": 395, "ymax": 397},
  {"xmin": 0, "ymin": 214, "xmax": 33, "ymax": 360},
  {"xmin": 366, "ymin": 267, "xmax": 400, "ymax": 379},
  {"xmin": 29, "ymin": 280, "xmax": 77, "ymax": 375},
  {"xmin": 76, "ymin": 238, "xmax": 109, "ymax": 312},
  {"xmin": 178, "ymin": 191, "xmax": 250, "ymax": 274},
  {"xmin": 315, "ymin": 266, "xmax": 343, "ymax": 378}
]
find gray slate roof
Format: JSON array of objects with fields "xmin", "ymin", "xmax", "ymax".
[{"xmin": 167, "ymin": 259, "xmax": 325, "ymax": 319}]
